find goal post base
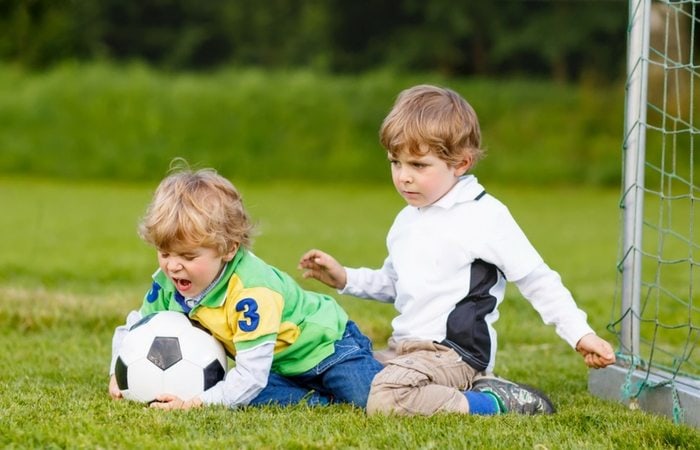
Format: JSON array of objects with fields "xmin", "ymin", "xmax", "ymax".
[{"xmin": 588, "ymin": 363, "xmax": 700, "ymax": 429}]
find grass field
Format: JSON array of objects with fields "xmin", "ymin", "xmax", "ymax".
[
  {"xmin": 1, "ymin": 176, "xmax": 699, "ymax": 449},
  {"xmin": 0, "ymin": 63, "xmax": 626, "ymax": 186}
]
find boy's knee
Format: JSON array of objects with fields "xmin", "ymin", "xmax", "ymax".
[
  {"xmin": 366, "ymin": 375, "xmax": 469, "ymax": 416},
  {"xmin": 366, "ymin": 376, "xmax": 420, "ymax": 416},
  {"xmin": 366, "ymin": 359, "xmax": 471, "ymax": 416},
  {"xmin": 365, "ymin": 362, "xmax": 427, "ymax": 416},
  {"xmin": 366, "ymin": 383, "xmax": 397, "ymax": 415}
]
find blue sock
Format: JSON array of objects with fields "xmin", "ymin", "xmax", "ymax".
[{"xmin": 465, "ymin": 391, "xmax": 501, "ymax": 415}]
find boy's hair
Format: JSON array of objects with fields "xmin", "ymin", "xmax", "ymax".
[
  {"xmin": 138, "ymin": 160, "xmax": 254, "ymax": 255},
  {"xmin": 380, "ymin": 84, "xmax": 484, "ymax": 168}
]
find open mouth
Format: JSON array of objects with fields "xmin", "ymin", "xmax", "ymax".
[{"xmin": 173, "ymin": 278, "xmax": 192, "ymax": 292}]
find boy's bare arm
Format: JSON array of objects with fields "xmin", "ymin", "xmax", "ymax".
[
  {"xmin": 575, "ymin": 333, "xmax": 616, "ymax": 369},
  {"xmin": 298, "ymin": 249, "xmax": 347, "ymax": 289}
]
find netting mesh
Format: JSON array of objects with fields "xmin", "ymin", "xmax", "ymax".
[{"xmin": 612, "ymin": 0, "xmax": 700, "ymax": 400}]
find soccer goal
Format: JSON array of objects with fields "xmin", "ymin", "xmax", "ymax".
[{"xmin": 588, "ymin": 0, "xmax": 700, "ymax": 428}]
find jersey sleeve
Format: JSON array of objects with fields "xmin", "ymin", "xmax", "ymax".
[
  {"xmin": 108, "ymin": 310, "xmax": 143, "ymax": 375},
  {"xmin": 482, "ymin": 204, "xmax": 543, "ymax": 281},
  {"xmin": 514, "ymin": 262, "xmax": 595, "ymax": 348},
  {"xmin": 198, "ymin": 341, "xmax": 275, "ymax": 407},
  {"xmin": 226, "ymin": 286, "xmax": 285, "ymax": 352},
  {"xmin": 197, "ymin": 288, "xmax": 285, "ymax": 407},
  {"xmin": 139, "ymin": 279, "xmax": 172, "ymax": 316},
  {"xmin": 340, "ymin": 255, "xmax": 397, "ymax": 302}
]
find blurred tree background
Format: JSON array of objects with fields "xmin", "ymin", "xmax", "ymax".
[
  {"xmin": 0, "ymin": 0, "xmax": 628, "ymax": 82},
  {"xmin": 3, "ymin": 0, "xmax": 682, "ymax": 186}
]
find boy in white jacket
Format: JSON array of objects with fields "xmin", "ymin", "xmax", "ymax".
[{"xmin": 299, "ymin": 84, "xmax": 615, "ymax": 416}]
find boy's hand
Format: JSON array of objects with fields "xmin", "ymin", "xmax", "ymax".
[
  {"xmin": 150, "ymin": 394, "xmax": 203, "ymax": 410},
  {"xmin": 575, "ymin": 333, "xmax": 616, "ymax": 369},
  {"xmin": 298, "ymin": 249, "xmax": 347, "ymax": 289},
  {"xmin": 109, "ymin": 374, "xmax": 123, "ymax": 400}
]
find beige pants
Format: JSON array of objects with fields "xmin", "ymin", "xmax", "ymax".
[{"xmin": 368, "ymin": 338, "xmax": 488, "ymax": 416}]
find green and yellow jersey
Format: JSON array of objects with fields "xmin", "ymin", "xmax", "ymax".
[{"xmin": 140, "ymin": 248, "xmax": 348, "ymax": 376}]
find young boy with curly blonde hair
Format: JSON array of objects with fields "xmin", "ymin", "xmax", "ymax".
[
  {"xmin": 300, "ymin": 84, "xmax": 616, "ymax": 416},
  {"xmin": 109, "ymin": 161, "xmax": 383, "ymax": 409}
]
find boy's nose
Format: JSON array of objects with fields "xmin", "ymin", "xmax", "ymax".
[{"xmin": 167, "ymin": 259, "xmax": 183, "ymax": 272}]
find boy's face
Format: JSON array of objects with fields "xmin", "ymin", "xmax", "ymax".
[
  {"xmin": 157, "ymin": 244, "xmax": 236, "ymax": 298},
  {"xmin": 389, "ymin": 150, "xmax": 469, "ymax": 208}
]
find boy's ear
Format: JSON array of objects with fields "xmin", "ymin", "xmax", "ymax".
[
  {"xmin": 223, "ymin": 243, "xmax": 239, "ymax": 262},
  {"xmin": 454, "ymin": 155, "xmax": 473, "ymax": 176}
]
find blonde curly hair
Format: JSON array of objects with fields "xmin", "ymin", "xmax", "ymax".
[
  {"xmin": 380, "ymin": 84, "xmax": 485, "ymax": 169},
  {"xmin": 138, "ymin": 159, "xmax": 254, "ymax": 255}
]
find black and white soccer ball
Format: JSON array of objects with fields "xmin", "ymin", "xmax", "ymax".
[{"xmin": 114, "ymin": 311, "xmax": 227, "ymax": 403}]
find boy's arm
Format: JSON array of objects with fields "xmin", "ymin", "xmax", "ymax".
[
  {"xmin": 109, "ymin": 277, "xmax": 172, "ymax": 376},
  {"xmin": 514, "ymin": 263, "xmax": 615, "ymax": 368},
  {"xmin": 109, "ymin": 276, "xmax": 171, "ymax": 398},
  {"xmin": 342, "ymin": 252, "xmax": 397, "ymax": 302},
  {"xmin": 193, "ymin": 285, "xmax": 285, "ymax": 408},
  {"xmin": 149, "ymin": 341, "xmax": 275, "ymax": 410},
  {"xmin": 109, "ymin": 310, "xmax": 143, "ymax": 376},
  {"xmin": 198, "ymin": 341, "xmax": 275, "ymax": 407},
  {"xmin": 340, "ymin": 263, "xmax": 397, "ymax": 302},
  {"xmin": 513, "ymin": 263, "xmax": 593, "ymax": 347},
  {"xmin": 108, "ymin": 310, "xmax": 143, "ymax": 400},
  {"xmin": 300, "ymin": 249, "xmax": 397, "ymax": 301}
]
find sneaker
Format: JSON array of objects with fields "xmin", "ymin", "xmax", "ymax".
[{"xmin": 471, "ymin": 377, "xmax": 555, "ymax": 415}]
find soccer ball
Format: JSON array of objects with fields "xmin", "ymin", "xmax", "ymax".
[{"xmin": 114, "ymin": 311, "xmax": 227, "ymax": 403}]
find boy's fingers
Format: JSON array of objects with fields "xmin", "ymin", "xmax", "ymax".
[
  {"xmin": 583, "ymin": 348, "xmax": 616, "ymax": 368},
  {"xmin": 298, "ymin": 251, "xmax": 315, "ymax": 263},
  {"xmin": 595, "ymin": 341, "xmax": 615, "ymax": 361}
]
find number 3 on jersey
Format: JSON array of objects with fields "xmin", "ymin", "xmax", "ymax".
[{"xmin": 236, "ymin": 297, "xmax": 260, "ymax": 332}]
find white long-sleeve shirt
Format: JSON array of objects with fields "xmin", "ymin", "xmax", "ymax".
[{"xmin": 340, "ymin": 175, "xmax": 593, "ymax": 373}]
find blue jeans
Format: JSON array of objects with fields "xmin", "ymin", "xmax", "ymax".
[{"xmin": 248, "ymin": 321, "xmax": 383, "ymax": 408}]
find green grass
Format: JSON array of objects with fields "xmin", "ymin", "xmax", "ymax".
[
  {"xmin": 1, "ymin": 177, "xmax": 699, "ymax": 448},
  {"xmin": 0, "ymin": 63, "xmax": 627, "ymax": 186}
]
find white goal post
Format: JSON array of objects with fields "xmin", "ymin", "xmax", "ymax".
[{"xmin": 588, "ymin": 0, "xmax": 700, "ymax": 428}]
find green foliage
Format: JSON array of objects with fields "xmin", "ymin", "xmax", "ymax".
[
  {"xmin": 0, "ymin": 63, "xmax": 625, "ymax": 185},
  {"xmin": 2, "ymin": 178, "xmax": 700, "ymax": 448},
  {"xmin": 0, "ymin": 1, "xmax": 628, "ymax": 80}
]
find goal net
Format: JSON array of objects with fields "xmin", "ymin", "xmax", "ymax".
[{"xmin": 588, "ymin": 0, "xmax": 700, "ymax": 428}]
